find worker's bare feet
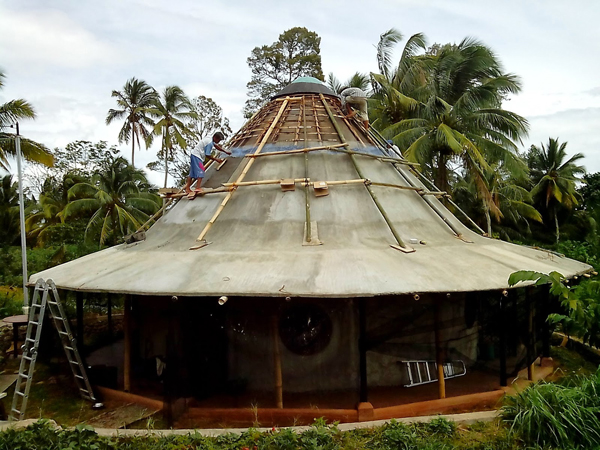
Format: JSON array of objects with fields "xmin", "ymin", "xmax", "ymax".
[{"xmin": 193, "ymin": 188, "xmax": 203, "ymax": 194}]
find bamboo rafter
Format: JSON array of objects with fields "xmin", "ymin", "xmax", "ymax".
[
  {"xmin": 194, "ymin": 98, "xmax": 291, "ymax": 244},
  {"xmin": 319, "ymin": 93, "xmax": 412, "ymax": 250}
]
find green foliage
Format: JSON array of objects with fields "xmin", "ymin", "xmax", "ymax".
[
  {"xmin": 424, "ymin": 417, "xmax": 456, "ymax": 437},
  {"xmin": 244, "ymin": 27, "xmax": 324, "ymax": 118},
  {"xmin": 381, "ymin": 420, "xmax": 418, "ymax": 450},
  {"xmin": 0, "ymin": 286, "xmax": 23, "ymax": 318},
  {"xmin": 509, "ymin": 269, "xmax": 600, "ymax": 348},
  {"xmin": 0, "ymin": 416, "xmax": 526, "ymax": 450},
  {"xmin": 0, "ymin": 174, "xmax": 21, "ymax": 246},
  {"xmin": 63, "ymin": 156, "xmax": 160, "ymax": 246},
  {"xmin": 502, "ymin": 369, "xmax": 600, "ymax": 449}
]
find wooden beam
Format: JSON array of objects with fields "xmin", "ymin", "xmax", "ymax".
[
  {"xmin": 499, "ymin": 292, "xmax": 508, "ymax": 387},
  {"xmin": 76, "ymin": 292, "xmax": 84, "ymax": 353},
  {"xmin": 434, "ymin": 297, "xmax": 446, "ymax": 399},
  {"xmin": 359, "ymin": 299, "xmax": 368, "ymax": 403}
]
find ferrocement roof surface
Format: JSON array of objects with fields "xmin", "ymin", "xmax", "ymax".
[{"xmin": 31, "ymin": 93, "xmax": 592, "ymax": 298}]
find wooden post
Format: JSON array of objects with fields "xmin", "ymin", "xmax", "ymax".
[
  {"xmin": 527, "ymin": 291, "xmax": 535, "ymax": 381},
  {"xmin": 107, "ymin": 295, "xmax": 113, "ymax": 337},
  {"xmin": 76, "ymin": 292, "xmax": 84, "ymax": 353},
  {"xmin": 271, "ymin": 314, "xmax": 283, "ymax": 408},
  {"xmin": 541, "ymin": 286, "xmax": 551, "ymax": 358},
  {"xmin": 123, "ymin": 295, "xmax": 131, "ymax": 392},
  {"xmin": 499, "ymin": 293, "xmax": 508, "ymax": 387},
  {"xmin": 434, "ymin": 296, "xmax": 446, "ymax": 399},
  {"xmin": 358, "ymin": 299, "xmax": 368, "ymax": 403}
]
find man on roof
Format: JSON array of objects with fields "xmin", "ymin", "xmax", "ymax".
[
  {"xmin": 184, "ymin": 131, "xmax": 231, "ymax": 194},
  {"xmin": 339, "ymin": 87, "xmax": 369, "ymax": 130}
]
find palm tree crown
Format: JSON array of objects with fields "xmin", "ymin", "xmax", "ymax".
[
  {"xmin": 380, "ymin": 38, "xmax": 529, "ymax": 215},
  {"xmin": 146, "ymin": 86, "xmax": 195, "ymax": 187},
  {"xmin": 528, "ymin": 138, "xmax": 586, "ymax": 242},
  {"xmin": 0, "ymin": 71, "xmax": 53, "ymax": 169},
  {"xmin": 63, "ymin": 156, "xmax": 161, "ymax": 246},
  {"xmin": 106, "ymin": 77, "xmax": 157, "ymax": 168}
]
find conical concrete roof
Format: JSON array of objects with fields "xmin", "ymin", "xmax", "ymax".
[{"xmin": 31, "ymin": 85, "xmax": 592, "ymax": 297}]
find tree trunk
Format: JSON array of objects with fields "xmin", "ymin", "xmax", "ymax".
[
  {"xmin": 163, "ymin": 127, "xmax": 169, "ymax": 188},
  {"xmin": 436, "ymin": 152, "xmax": 449, "ymax": 206},
  {"xmin": 555, "ymin": 209, "xmax": 560, "ymax": 244},
  {"xmin": 485, "ymin": 208, "xmax": 492, "ymax": 236},
  {"xmin": 131, "ymin": 122, "xmax": 135, "ymax": 168}
]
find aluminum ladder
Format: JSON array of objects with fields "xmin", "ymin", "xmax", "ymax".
[
  {"xmin": 10, "ymin": 279, "xmax": 99, "ymax": 420},
  {"xmin": 400, "ymin": 360, "xmax": 467, "ymax": 387}
]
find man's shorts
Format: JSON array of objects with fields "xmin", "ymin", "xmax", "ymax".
[
  {"xmin": 190, "ymin": 154, "xmax": 205, "ymax": 178},
  {"xmin": 345, "ymin": 95, "xmax": 369, "ymax": 121}
]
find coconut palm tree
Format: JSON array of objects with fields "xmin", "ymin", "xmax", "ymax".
[
  {"xmin": 369, "ymin": 29, "xmax": 429, "ymax": 129},
  {"xmin": 382, "ymin": 38, "xmax": 529, "ymax": 215},
  {"xmin": 528, "ymin": 138, "xmax": 586, "ymax": 243},
  {"xmin": 25, "ymin": 173, "xmax": 88, "ymax": 246},
  {"xmin": 63, "ymin": 156, "xmax": 161, "ymax": 246},
  {"xmin": 0, "ymin": 71, "xmax": 53, "ymax": 169},
  {"xmin": 106, "ymin": 77, "xmax": 157, "ymax": 168},
  {"xmin": 146, "ymin": 86, "xmax": 195, "ymax": 187}
]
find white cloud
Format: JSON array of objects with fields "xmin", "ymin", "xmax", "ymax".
[{"xmin": 0, "ymin": 6, "xmax": 121, "ymax": 69}]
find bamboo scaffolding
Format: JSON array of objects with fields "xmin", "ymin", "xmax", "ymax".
[
  {"xmin": 320, "ymin": 94, "xmax": 411, "ymax": 250},
  {"xmin": 194, "ymin": 99, "xmax": 290, "ymax": 243}
]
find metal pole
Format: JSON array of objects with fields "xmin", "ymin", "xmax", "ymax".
[{"xmin": 15, "ymin": 122, "xmax": 29, "ymax": 311}]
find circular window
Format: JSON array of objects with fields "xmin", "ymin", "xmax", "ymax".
[{"xmin": 279, "ymin": 304, "xmax": 333, "ymax": 356}]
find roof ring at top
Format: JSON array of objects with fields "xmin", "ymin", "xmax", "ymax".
[{"xmin": 271, "ymin": 76, "xmax": 338, "ymax": 99}]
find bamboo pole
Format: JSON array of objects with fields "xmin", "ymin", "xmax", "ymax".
[
  {"xmin": 123, "ymin": 295, "xmax": 131, "ymax": 392},
  {"xmin": 272, "ymin": 314, "xmax": 283, "ymax": 408},
  {"xmin": 303, "ymin": 97, "xmax": 312, "ymax": 243},
  {"xmin": 319, "ymin": 94, "xmax": 410, "ymax": 249},
  {"xmin": 434, "ymin": 297, "xmax": 446, "ymax": 399},
  {"xmin": 195, "ymin": 99, "xmax": 290, "ymax": 242},
  {"xmin": 365, "ymin": 124, "xmax": 485, "ymax": 237},
  {"xmin": 248, "ymin": 143, "xmax": 348, "ymax": 157},
  {"xmin": 248, "ymin": 144, "xmax": 418, "ymax": 167}
]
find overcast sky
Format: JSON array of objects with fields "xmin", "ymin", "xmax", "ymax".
[{"xmin": 1, "ymin": 0, "xmax": 599, "ymax": 188}]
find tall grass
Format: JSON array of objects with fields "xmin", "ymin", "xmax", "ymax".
[{"xmin": 502, "ymin": 369, "xmax": 600, "ymax": 449}]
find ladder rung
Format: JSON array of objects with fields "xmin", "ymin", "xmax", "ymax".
[
  {"xmin": 65, "ymin": 346, "xmax": 74, "ymax": 351},
  {"xmin": 32, "ymin": 303, "xmax": 43, "ymax": 308},
  {"xmin": 23, "ymin": 356, "xmax": 33, "ymax": 362},
  {"xmin": 19, "ymin": 373, "xmax": 29, "ymax": 379},
  {"xmin": 11, "ymin": 408, "xmax": 21, "ymax": 414},
  {"xmin": 15, "ymin": 391, "xmax": 25, "ymax": 397},
  {"xmin": 75, "ymin": 375, "xmax": 84, "ymax": 379},
  {"xmin": 58, "ymin": 331, "xmax": 68, "ymax": 336},
  {"xmin": 29, "ymin": 321, "xmax": 40, "ymax": 326},
  {"xmin": 70, "ymin": 360, "xmax": 80, "ymax": 365},
  {"xmin": 26, "ymin": 338, "xmax": 36, "ymax": 343},
  {"xmin": 48, "ymin": 300, "xmax": 58, "ymax": 305}
]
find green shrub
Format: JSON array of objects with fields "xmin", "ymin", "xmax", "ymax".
[
  {"xmin": 502, "ymin": 369, "xmax": 600, "ymax": 449},
  {"xmin": 0, "ymin": 286, "xmax": 23, "ymax": 319}
]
